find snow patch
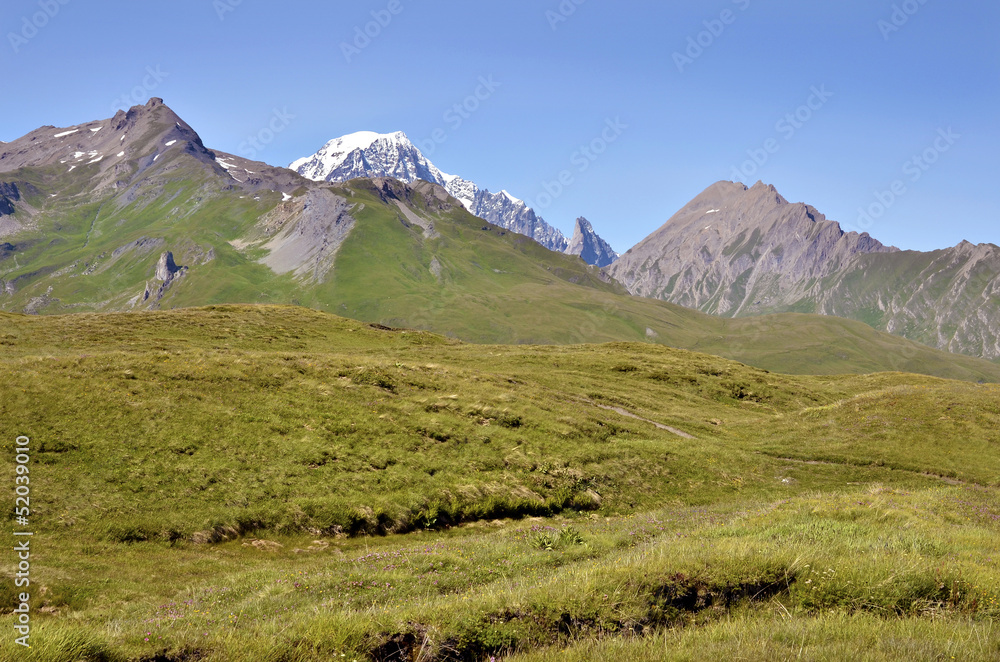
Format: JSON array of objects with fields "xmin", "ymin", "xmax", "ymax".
[
  {"xmin": 216, "ymin": 158, "xmax": 237, "ymax": 169},
  {"xmin": 90, "ymin": 127, "xmax": 103, "ymax": 133},
  {"xmin": 282, "ymin": 192, "xmax": 292, "ymax": 202},
  {"xmin": 68, "ymin": 165, "xmax": 76, "ymax": 172},
  {"xmin": 73, "ymin": 151, "xmax": 85, "ymax": 158},
  {"xmin": 87, "ymin": 156, "xmax": 103, "ymax": 164},
  {"xmin": 705, "ymin": 209, "xmax": 720, "ymax": 214},
  {"xmin": 117, "ymin": 151, "xmax": 125, "ymax": 157},
  {"xmin": 500, "ymin": 190, "xmax": 524, "ymax": 206},
  {"xmin": 165, "ymin": 140, "xmax": 177, "ymax": 146},
  {"xmin": 153, "ymin": 154, "xmax": 159, "ymax": 161},
  {"xmin": 54, "ymin": 129, "xmax": 79, "ymax": 138}
]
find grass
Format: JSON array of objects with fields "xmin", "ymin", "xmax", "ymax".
[{"xmin": 0, "ymin": 305, "xmax": 998, "ymax": 660}]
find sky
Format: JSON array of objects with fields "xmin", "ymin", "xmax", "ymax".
[{"xmin": 2, "ymin": 0, "xmax": 998, "ymax": 253}]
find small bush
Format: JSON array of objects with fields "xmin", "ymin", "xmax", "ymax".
[
  {"xmin": 496, "ymin": 412, "xmax": 523, "ymax": 428},
  {"xmin": 530, "ymin": 526, "xmax": 585, "ymax": 551}
]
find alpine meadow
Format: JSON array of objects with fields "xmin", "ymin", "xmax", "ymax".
[{"xmin": 3, "ymin": 2, "xmax": 999, "ymax": 661}]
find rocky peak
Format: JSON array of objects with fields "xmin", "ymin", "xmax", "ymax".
[
  {"xmin": 567, "ymin": 217, "xmax": 618, "ymax": 267},
  {"xmin": 609, "ymin": 180, "xmax": 897, "ymax": 315},
  {"xmin": 289, "ymin": 131, "xmax": 622, "ymax": 261}
]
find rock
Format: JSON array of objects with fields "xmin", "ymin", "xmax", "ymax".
[
  {"xmin": 0, "ymin": 182, "xmax": 20, "ymax": 200},
  {"xmin": 242, "ymin": 539, "xmax": 283, "ymax": 551},
  {"xmin": 155, "ymin": 251, "xmax": 180, "ymax": 282}
]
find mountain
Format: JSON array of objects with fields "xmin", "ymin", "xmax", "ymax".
[
  {"xmin": 2, "ymin": 100, "xmax": 1000, "ymax": 382},
  {"xmin": 291, "ymin": 131, "xmax": 607, "ymax": 258},
  {"xmin": 567, "ymin": 217, "xmax": 618, "ymax": 267},
  {"xmin": 610, "ymin": 180, "xmax": 1000, "ymax": 360}
]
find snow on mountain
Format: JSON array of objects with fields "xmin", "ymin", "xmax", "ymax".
[{"xmin": 289, "ymin": 131, "xmax": 621, "ymax": 259}]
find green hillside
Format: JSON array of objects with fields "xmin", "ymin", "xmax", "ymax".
[{"xmin": 1, "ymin": 306, "xmax": 998, "ymax": 660}]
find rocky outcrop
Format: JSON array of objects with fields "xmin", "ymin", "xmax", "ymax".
[
  {"xmin": 155, "ymin": 251, "xmax": 180, "ymax": 281},
  {"xmin": 142, "ymin": 251, "xmax": 186, "ymax": 306},
  {"xmin": 0, "ymin": 183, "xmax": 19, "ymax": 216},
  {"xmin": 567, "ymin": 217, "xmax": 618, "ymax": 267}
]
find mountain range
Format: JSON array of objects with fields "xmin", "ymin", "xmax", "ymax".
[
  {"xmin": 0, "ymin": 99, "xmax": 997, "ymax": 378},
  {"xmin": 290, "ymin": 131, "xmax": 618, "ymax": 267},
  {"xmin": 610, "ymin": 180, "xmax": 1000, "ymax": 360}
]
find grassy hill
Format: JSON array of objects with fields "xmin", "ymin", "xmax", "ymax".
[{"xmin": 1, "ymin": 306, "xmax": 998, "ymax": 660}]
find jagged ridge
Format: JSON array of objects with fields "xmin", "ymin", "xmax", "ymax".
[{"xmin": 290, "ymin": 131, "xmax": 618, "ymax": 262}]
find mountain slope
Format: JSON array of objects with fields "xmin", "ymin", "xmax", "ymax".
[
  {"xmin": 291, "ymin": 131, "xmax": 600, "ymax": 257},
  {"xmin": 610, "ymin": 181, "xmax": 1000, "ymax": 360},
  {"xmin": 2, "ymin": 101, "xmax": 999, "ymax": 381}
]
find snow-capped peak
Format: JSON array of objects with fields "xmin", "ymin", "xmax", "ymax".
[
  {"xmin": 288, "ymin": 130, "xmax": 414, "ymax": 179},
  {"xmin": 288, "ymin": 131, "xmax": 615, "ymax": 262},
  {"xmin": 332, "ymin": 130, "xmax": 410, "ymax": 154}
]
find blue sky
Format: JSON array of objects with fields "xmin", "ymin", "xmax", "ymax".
[{"xmin": 3, "ymin": 0, "xmax": 997, "ymax": 252}]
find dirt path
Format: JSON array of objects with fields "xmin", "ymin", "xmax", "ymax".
[
  {"xmin": 771, "ymin": 455, "xmax": 967, "ymax": 486},
  {"xmin": 592, "ymin": 403, "xmax": 696, "ymax": 439}
]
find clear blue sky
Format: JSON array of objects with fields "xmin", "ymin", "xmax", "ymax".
[{"xmin": 3, "ymin": 0, "xmax": 997, "ymax": 252}]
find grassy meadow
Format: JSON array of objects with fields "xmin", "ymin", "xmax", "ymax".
[{"xmin": 1, "ymin": 305, "xmax": 998, "ymax": 660}]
